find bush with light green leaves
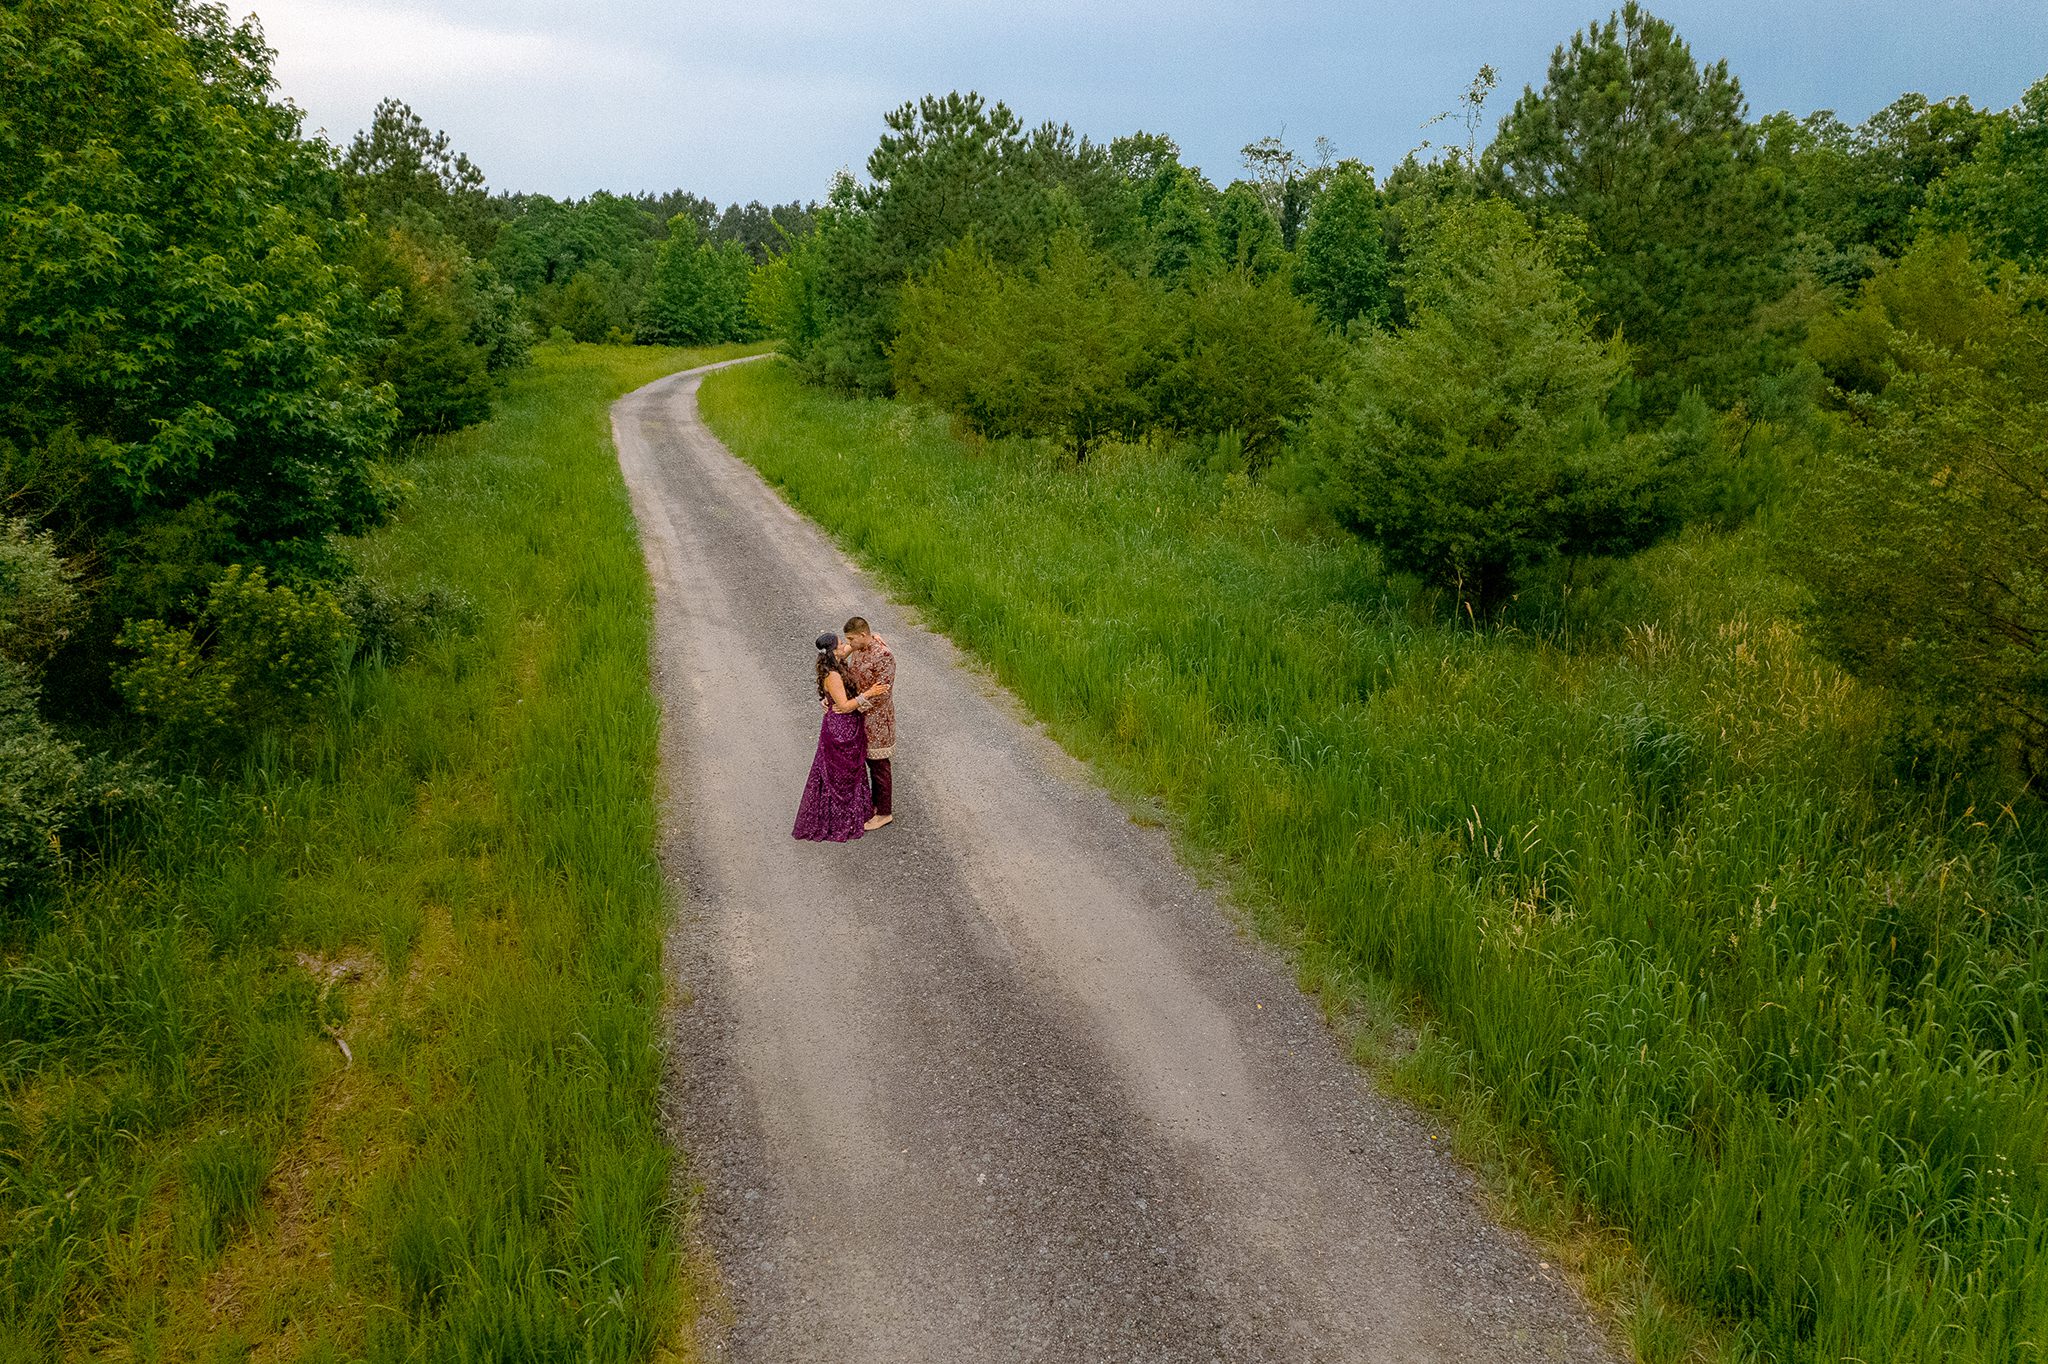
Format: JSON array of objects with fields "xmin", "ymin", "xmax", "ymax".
[{"xmin": 116, "ymin": 566, "xmax": 355, "ymax": 758}]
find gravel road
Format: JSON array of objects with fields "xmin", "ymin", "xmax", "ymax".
[{"xmin": 613, "ymin": 357, "xmax": 1622, "ymax": 1364}]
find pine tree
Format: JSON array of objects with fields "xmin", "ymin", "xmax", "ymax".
[
  {"xmin": 1304, "ymin": 200, "xmax": 1683, "ymax": 609},
  {"xmin": 1485, "ymin": 3, "xmax": 1788, "ymax": 409},
  {"xmin": 342, "ymin": 98, "xmax": 497, "ymax": 255}
]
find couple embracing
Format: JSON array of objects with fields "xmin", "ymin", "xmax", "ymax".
[{"xmin": 791, "ymin": 616, "xmax": 896, "ymax": 842}]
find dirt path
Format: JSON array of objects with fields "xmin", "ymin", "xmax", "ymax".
[{"xmin": 614, "ymin": 358, "xmax": 1621, "ymax": 1364}]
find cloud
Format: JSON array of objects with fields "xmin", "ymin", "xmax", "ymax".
[
  {"xmin": 245, "ymin": 0, "xmax": 659, "ymax": 103},
  {"xmin": 241, "ymin": 0, "xmax": 895, "ymax": 197}
]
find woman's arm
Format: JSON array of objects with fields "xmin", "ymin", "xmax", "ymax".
[{"xmin": 825, "ymin": 670, "xmax": 885, "ymax": 714}]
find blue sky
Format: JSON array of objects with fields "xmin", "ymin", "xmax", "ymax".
[{"xmin": 243, "ymin": 1, "xmax": 2048, "ymax": 205}]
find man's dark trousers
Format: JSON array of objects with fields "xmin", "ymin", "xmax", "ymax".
[{"xmin": 867, "ymin": 758, "xmax": 892, "ymax": 816}]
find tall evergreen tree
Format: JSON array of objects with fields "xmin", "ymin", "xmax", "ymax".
[
  {"xmin": 801, "ymin": 92, "xmax": 1075, "ymax": 391},
  {"xmin": 1485, "ymin": 3, "xmax": 1788, "ymax": 409},
  {"xmin": 1148, "ymin": 169, "xmax": 1219, "ymax": 283},
  {"xmin": 342, "ymin": 98, "xmax": 497, "ymax": 255}
]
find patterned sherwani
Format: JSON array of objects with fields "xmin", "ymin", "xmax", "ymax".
[{"xmin": 845, "ymin": 638, "xmax": 896, "ymax": 758}]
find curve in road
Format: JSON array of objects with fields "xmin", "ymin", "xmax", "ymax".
[{"xmin": 613, "ymin": 357, "xmax": 1621, "ymax": 1364}]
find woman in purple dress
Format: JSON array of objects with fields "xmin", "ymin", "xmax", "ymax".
[{"xmin": 793, "ymin": 631, "xmax": 891, "ymax": 842}]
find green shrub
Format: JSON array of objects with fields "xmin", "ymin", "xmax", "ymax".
[
  {"xmin": 355, "ymin": 226, "xmax": 499, "ymax": 440},
  {"xmin": 458, "ymin": 258, "xmax": 533, "ymax": 374},
  {"xmin": 0, "ymin": 661, "xmax": 150, "ymax": 908},
  {"xmin": 0, "ymin": 518, "xmax": 82, "ymax": 667},
  {"xmin": 205, "ymin": 567, "xmax": 355, "ymax": 718},
  {"xmin": 1783, "ymin": 236, "xmax": 2048, "ymax": 781},
  {"xmin": 895, "ymin": 230, "xmax": 1161, "ymax": 459},
  {"xmin": 749, "ymin": 235, "xmax": 824, "ymax": 347},
  {"xmin": 1302, "ymin": 199, "xmax": 1690, "ymax": 610},
  {"xmin": 113, "ymin": 619, "xmax": 239, "ymax": 750},
  {"xmin": 0, "ymin": 660, "xmax": 87, "ymax": 902},
  {"xmin": 337, "ymin": 573, "xmax": 480, "ymax": 663},
  {"xmin": 538, "ymin": 265, "xmax": 638, "ymax": 344},
  {"xmin": 115, "ymin": 566, "xmax": 354, "ymax": 754},
  {"xmin": 1156, "ymin": 270, "xmax": 1335, "ymax": 468}
]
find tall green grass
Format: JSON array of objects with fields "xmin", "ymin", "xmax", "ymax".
[
  {"xmin": 700, "ymin": 359, "xmax": 2048, "ymax": 1364},
  {"xmin": 0, "ymin": 342, "xmax": 761, "ymax": 1359}
]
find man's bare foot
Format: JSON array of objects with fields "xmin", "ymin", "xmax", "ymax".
[{"xmin": 863, "ymin": 813, "xmax": 893, "ymax": 831}]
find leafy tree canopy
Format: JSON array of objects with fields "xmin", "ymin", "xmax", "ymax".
[
  {"xmin": 1147, "ymin": 168, "xmax": 1220, "ymax": 283},
  {"xmin": 1294, "ymin": 161, "xmax": 1391, "ymax": 330},
  {"xmin": 0, "ymin": 0, "xmax": 394, "ymax": 615},
  {"xmin": 1783, "ymin": 235, "xmax": 2048, "ymax": 779},
  {"xmin": 1925, "ymin": 74, "xmax": 2048, "ymax": 266},
  {"xmin": 640, "ymin": 216, "xmax": 758, "ymax": 345},
  {"xmin": 489, "ymin": 190, "xmax": 654, "ymax": 293},
  {"xmin": 1214, "ymin": 181, "xmax": 1285, "ymax": 279},
  {"xmin": 1763, "ymin": 93, "xmax": 1993, "ymax": 282}
]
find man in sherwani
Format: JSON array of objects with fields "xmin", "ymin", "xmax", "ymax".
[{"xmin": 842, "ymin": 615, "xmax": 896, "ymax": 830}]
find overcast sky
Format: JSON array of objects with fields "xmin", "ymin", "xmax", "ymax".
[{"xmin": 240, "ymin": 1, "xmax": 2048, "ymax": 206}]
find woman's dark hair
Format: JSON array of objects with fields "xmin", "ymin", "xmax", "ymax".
[{"xmin": 814, "ymin": 632, "xmax": 843, "ymax": 699}]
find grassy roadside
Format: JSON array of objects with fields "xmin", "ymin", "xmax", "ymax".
[
  {"xmin": 699, "ymin": 358, "xmax": 2047, "ymax": 1364},
  {"xmin": 0, "ymin": 341, "xmax": 762, "ymax": 1360}
]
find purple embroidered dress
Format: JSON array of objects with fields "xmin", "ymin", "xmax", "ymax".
[{"xmin": 792, "ymin": 678, "xmax": 873, "ymax": 842}]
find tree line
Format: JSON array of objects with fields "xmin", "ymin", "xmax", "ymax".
[
  {"xmin": 758, "ymin": 3, "xmax": 2048, "ymax": 790},
  {"xmin": 5, "ymin": 0, "xmax": 2043, "ymax": 904},
  {"xmin": 0, "ymin": 1, "xmax": 810, "ymax": 905}
]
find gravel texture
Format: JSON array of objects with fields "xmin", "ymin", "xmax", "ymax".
[{"xmin": 613, "ymin": 359, "xmax": 1623, "ymax": 1364}]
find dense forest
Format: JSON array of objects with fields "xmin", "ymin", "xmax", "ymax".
[
  {"xmin": 760, "ymin": 12, "xmax": 2046, "ymax": 795},
  {"xmin": 1, "ymin": 1, "xmax": 808, "ymax": 902}
]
